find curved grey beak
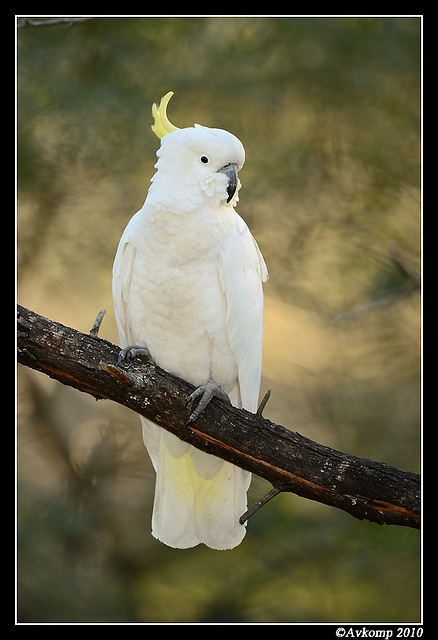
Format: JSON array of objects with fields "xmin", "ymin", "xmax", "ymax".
[{"xmin": 217, "ymin": 163, "xmax": 238, "ymax": 203}]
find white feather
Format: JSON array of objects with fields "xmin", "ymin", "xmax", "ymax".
[{"xmin": 112, "ymin": 125, "xmax": 267, "ymax": 549}]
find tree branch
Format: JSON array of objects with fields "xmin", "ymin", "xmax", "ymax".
[
  {"xmin": 17, "ymin": 304, "xmax": 420, "ymax": 530},
  {"xmin": 18, "ymin": 17, "xmax": 96, "ymax": 29}
]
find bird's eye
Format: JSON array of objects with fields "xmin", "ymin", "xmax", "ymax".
[{"xmin": 200, "ymin": 155, "xmax": 209, "ymax": 164}]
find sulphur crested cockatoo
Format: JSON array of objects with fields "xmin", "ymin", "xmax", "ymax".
[{"xmin": 112, "ymin": 92, "xmax": 268, "ymax": 549}]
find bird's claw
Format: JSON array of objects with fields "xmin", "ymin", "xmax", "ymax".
[
  {"xmin": 117, "ymin": 345, "xmax": 152, "ymax": 366},
  {"xmin": 185, "ymin": 379, "xmax": 230, "ymax": 426}
]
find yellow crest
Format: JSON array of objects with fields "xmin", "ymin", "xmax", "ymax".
[{"xmin": 151, "ymin": 91, "xmax": 179, "ymax": 139}]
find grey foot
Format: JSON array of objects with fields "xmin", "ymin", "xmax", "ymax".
[
  {"xmin": 185, "ymin": 379, "xmax": 230, "ymax": 426},
  {"xmin": 117, "ymin": 345, "xmax": 152, "ymax": 366}
]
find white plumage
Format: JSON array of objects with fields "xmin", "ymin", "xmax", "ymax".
[{"xmin": 112, "ymin": 94, "xmax": 268, "ymax": 549}]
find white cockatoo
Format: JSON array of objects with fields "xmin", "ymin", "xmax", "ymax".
[{"xmin": 112, "ymin": 92, "xmax": 268, "ymax": 549}]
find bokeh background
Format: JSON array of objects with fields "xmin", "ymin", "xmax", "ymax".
[{"xmin": 17, "ymin": 16, "xmax": 421, "ymax": 623}]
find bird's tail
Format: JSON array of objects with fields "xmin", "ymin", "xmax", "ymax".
[{"xmin": 141, "ymin": 417, "xmax": 251, "ymax": 550}]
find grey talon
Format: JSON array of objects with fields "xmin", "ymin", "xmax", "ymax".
[
  {"xmin": 118, "ymin": 345, "xmax": 152, "ymax": 365},
  {"xmin": 185, "ymin": 379, "xmax": 230, "ymax": 425}
]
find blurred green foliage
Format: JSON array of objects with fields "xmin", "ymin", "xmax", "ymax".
[{"xmin": 17, "ymin": 17, "xmax": 421, "ymax": 623}]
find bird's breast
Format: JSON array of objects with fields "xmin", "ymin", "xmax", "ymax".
[{"xmin": 127, "ymin": 209, "xmax": 237, "ymax": 390}]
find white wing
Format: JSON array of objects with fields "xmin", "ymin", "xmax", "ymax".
[
  {"xmin": 112, "ymin": 226, "xmax": 163, "ymax": 468},
  {"xmin": 219, "ymin": 215, "xmax": 268, "ymax": 412},
  {"xmin": 112, "ymin": 234, "xmax": 137, "ymax": 348}
]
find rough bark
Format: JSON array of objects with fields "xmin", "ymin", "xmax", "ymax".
[{"xmin": 17, "ymin": 304, "xmax": 421, "ymax": 529}]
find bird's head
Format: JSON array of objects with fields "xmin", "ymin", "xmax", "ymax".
[{"xmin": 148, "ymin": 92, "xmax": 245, "ymax": 211}]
